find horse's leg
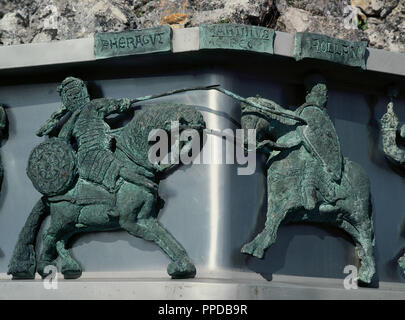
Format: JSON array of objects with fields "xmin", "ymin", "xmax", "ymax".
[
  {"xmin": 55, "ymin": 203, "xmax": 120, "ymax": 279},
  {"xmin": 127, "ymin": 218, "xmax": 196, "ymax": 278},
  {"xmin": 36, "ymin": 228, "xmax": 58, "ymax": 277},
  {"xmin": 241, "ymin": 196, "xmax": 293, "ymax": 259},
  {"xmin": 339, "ymin": 217, "xmax": 375, "ymax": 284},
  {"xmin": 117, "ymin": 186, "xmax": 195, "ymax": 278},
  {"xmin": 336, "ymin": 195, "xmax": 375, "ymax": 284},
  {"xmin": 56, "ymin": 239, "xmax": 82, "ymax": 279},
  {"xmin": 337, "ymin": 161, "xmax": 375, "ymax": 283},
  {"xmin": 354, "ymin": 223, "xmax": 375, "ymax": 284},
  {"xmin": 36, "ymin": 202, "xmax": 80, "ymax": 278}
]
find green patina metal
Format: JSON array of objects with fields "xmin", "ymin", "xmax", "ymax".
[
  {"xmin": 200, "ymin": 24, "xmax": 275, "ymax": 54},
  {"xmin": 239, "ymin": 83, "xmax": 376, "ymax": 284},
  {"xmin": 381, "ymin": 88, "xmax": 403, "ymax": 165},
  {"xmin": 8, "ymin": 77, "xmax": 206, "ymax": 280},
  {"xmin": 27, "ymin": 138, "xmax": 77, "ymax": 197},
  {"xmin": 294, "ymin": 32, "xmax": 368, "ymax": 69},
  {"xmin": 380, "ymin": 88, "xmax": 405, "ymax": 275},
  {"xmin": 94, "ymin": 25, "xmax": 172, "ymax": 58}
]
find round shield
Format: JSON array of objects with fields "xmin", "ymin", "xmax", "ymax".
[
  {"xmin": 297, "ymin": 105, "xmax": 343, "ymax": 181},
  {"xmin": 27, "ymin": 138, "xmax": 77, "ymax": 196}
]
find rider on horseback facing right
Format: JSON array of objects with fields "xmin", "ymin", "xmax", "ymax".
[{"xmin": 37, "ymin": 77, "xmax": 158, "ymax": 194}]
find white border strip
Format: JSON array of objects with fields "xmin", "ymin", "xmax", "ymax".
[{"xmin": 0, "ymin": 37, "xmax": 94, "ymax": 69}]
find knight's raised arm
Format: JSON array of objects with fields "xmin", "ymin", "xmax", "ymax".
[
  {"xmin": 90, "ymin": 97, "xmax": 131, "ymax": 116},
  {"xmin": 381, "ymin": 101, "xmax": 405, "ymax": 165},
  {"xmin": 36, "ymin": 107, "xmax": 68, "ymax": 137}
]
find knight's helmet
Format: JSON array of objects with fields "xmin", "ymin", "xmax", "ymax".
[
  {"xmin": 305, "ymin": 80, "xmax": 328, "ymax": 109},
  {"xmin": 57, "ymin": 77, "xmax": 90, "ymax": 112}
]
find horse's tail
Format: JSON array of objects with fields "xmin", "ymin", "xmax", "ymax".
[
  {"xmin": 342, "ymin": 158, "xmax": 371, "ymax": 214},
  {"xmin": 8, "ymin": 196, "xmax": 50, "ymax": 279},
  {"xmin": 343, "ymin": 158, "xmax": 374, "ymax": 242}
]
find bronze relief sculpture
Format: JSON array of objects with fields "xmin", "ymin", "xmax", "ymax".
[
  {"xmin": 5, "ymin": 76, "xmax": 377, "ymax": 283},
  {"xmin": 238, "ymin": 82, "xmax": 376, "ymax": 284},
  {"xmin": 8, "ymin": 77, "xmax": 206, "ymax": 279}
]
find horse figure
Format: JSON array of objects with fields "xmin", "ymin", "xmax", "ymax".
[
  {"xmin": 8, "ymin": 103, "xmax": 205, "ymax": 279},
  {"xmin": 239, "ymin": 83, "xmax": 376, "ymax": 283}
]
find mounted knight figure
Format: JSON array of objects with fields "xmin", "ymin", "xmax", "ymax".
[
  {"xmin": 36, "ymin": 77, "xmax": 158, "ymax": 194},
  {"xmin": 237, "ymin": 81, "xmax": 376, "ymax": 284},
  {"xmin": 8, "ymin": 77, "xmax": 209, "ymax": 280}
]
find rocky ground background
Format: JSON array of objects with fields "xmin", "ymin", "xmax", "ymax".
[{"xmin": 0, "ymin": 0, "xmax": 403, "ymax": 52}]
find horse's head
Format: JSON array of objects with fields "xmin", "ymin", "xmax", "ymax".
[
  {"xmin": 240, "ymin": 97, "xmax": 301, "ymax": 153},
  {"xmin": 241, "ymin": 97, "xmax": 279, "ymax": 151},
  {"xmin": 159, "ymin": 103, "xmax": 206, "ymax": 133},
  {"xmin": 241, "ymin": 109, "xmax": 267, "ymax": 151},
  {"xmin": 116, "ymin": 103, "xmax": 206, "ymax": 171}
]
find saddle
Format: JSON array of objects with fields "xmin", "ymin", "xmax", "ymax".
[{"xmin": 47, "ymin": 178, "xmax": 116, "ymax": 207}]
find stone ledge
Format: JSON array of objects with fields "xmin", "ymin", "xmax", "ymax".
[
  {"xmin": 0, "ymin": 271, "xmax": 404, "ymax": 300},
  {"xmin": 0, "ymin": 28, "xmax": 404, "ymax": 78}
]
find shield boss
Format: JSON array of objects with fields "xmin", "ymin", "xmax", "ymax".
[
  {"xmin": 298, "ymin": 106, "xmax": 343, "ymax": 181},
  {"xmin": 27, "ymin": 138, "xmax": 77, "ymax": 196}
]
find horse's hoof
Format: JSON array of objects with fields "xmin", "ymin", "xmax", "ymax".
[
  {"xmin": 8, "ymin": 261, "xmax": 36, "ymax": 279},
  {"xmin": 241, "ymin": 241, "xmax": 265, "ymax": 259},
  {"xmin": 10, "ymin": 272, "xmax": 36, "ymax": 280},
  {"xmin": 61, "ymin": 260, "xmax": 82, "ymax": 279},
  {"xmin": 9, "ymin": 269, "xmax": 36, "ymax": 280},
  {"xmin": 167, "ymin": 258, "xmax": 196, "ymax": 279},
  {"xmin": 8, "ymin": 246, "xmax": 37, "ymax": 279},
  {"xmin": 241, "ymin": 242, "xmax": 252, "ymax": 255},
  {"xmin": 358, "ymin": 273, "xmax": 371, "ymax": 284},
  {"xmin": 37, "ymin": 260, "xmax": 56, "ymax": 279},
  {"xmin": 358, "ymin": 273, "xmax": 372, "ymax": 284},
  {"xmin": 62, "ymin": 268, "xmax": 82, "ymax": 279},
  {"xmin": 252, "ymin": 248, "xmax": 265, "ymax": 259},
  {"xmin": 358, "ymin": 265, "xmax": 374, "ymax": 284}
]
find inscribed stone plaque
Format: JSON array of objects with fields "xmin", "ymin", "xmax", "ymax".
[
  {"xmin": 294, "ymin": 32, "xmax": 368, "ymax": 69},
  {"xmin": 94, "ymin": 26, "xmax": 172, "ymax": 58},
  {"xmin": 200, "ymin": 24, "xmax": 275, "ymax": 54}
]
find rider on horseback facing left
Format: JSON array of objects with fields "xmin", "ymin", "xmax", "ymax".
[
  {"xmin": 296, "ymin": 82, "xmax": 340, "ymax": 211},
  {"xmin": 37, "ymin": 77, "xmax": 158, "ymax": 194}
]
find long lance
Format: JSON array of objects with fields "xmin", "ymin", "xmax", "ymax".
[
  {"xmin": 129, "ymin": 85, "xmax": 307, "ymax": 148},
  {"xmin": 39, "ymin": 84, "xmax": 306, "ymax": 137},
  {"xmin": 38, "ymin": 85, "xmax": 221, "ymax": 136},
  {"xmin": 129, "ymin": 85, "xmax": 307, "ymax": 124},
  {"xmin": 129, "ymin": 85, "xmax": 220, "ymax": 104},
  {"xmin": 211, "ymin": 87, "xmax": 307, "ymax": 124}
]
